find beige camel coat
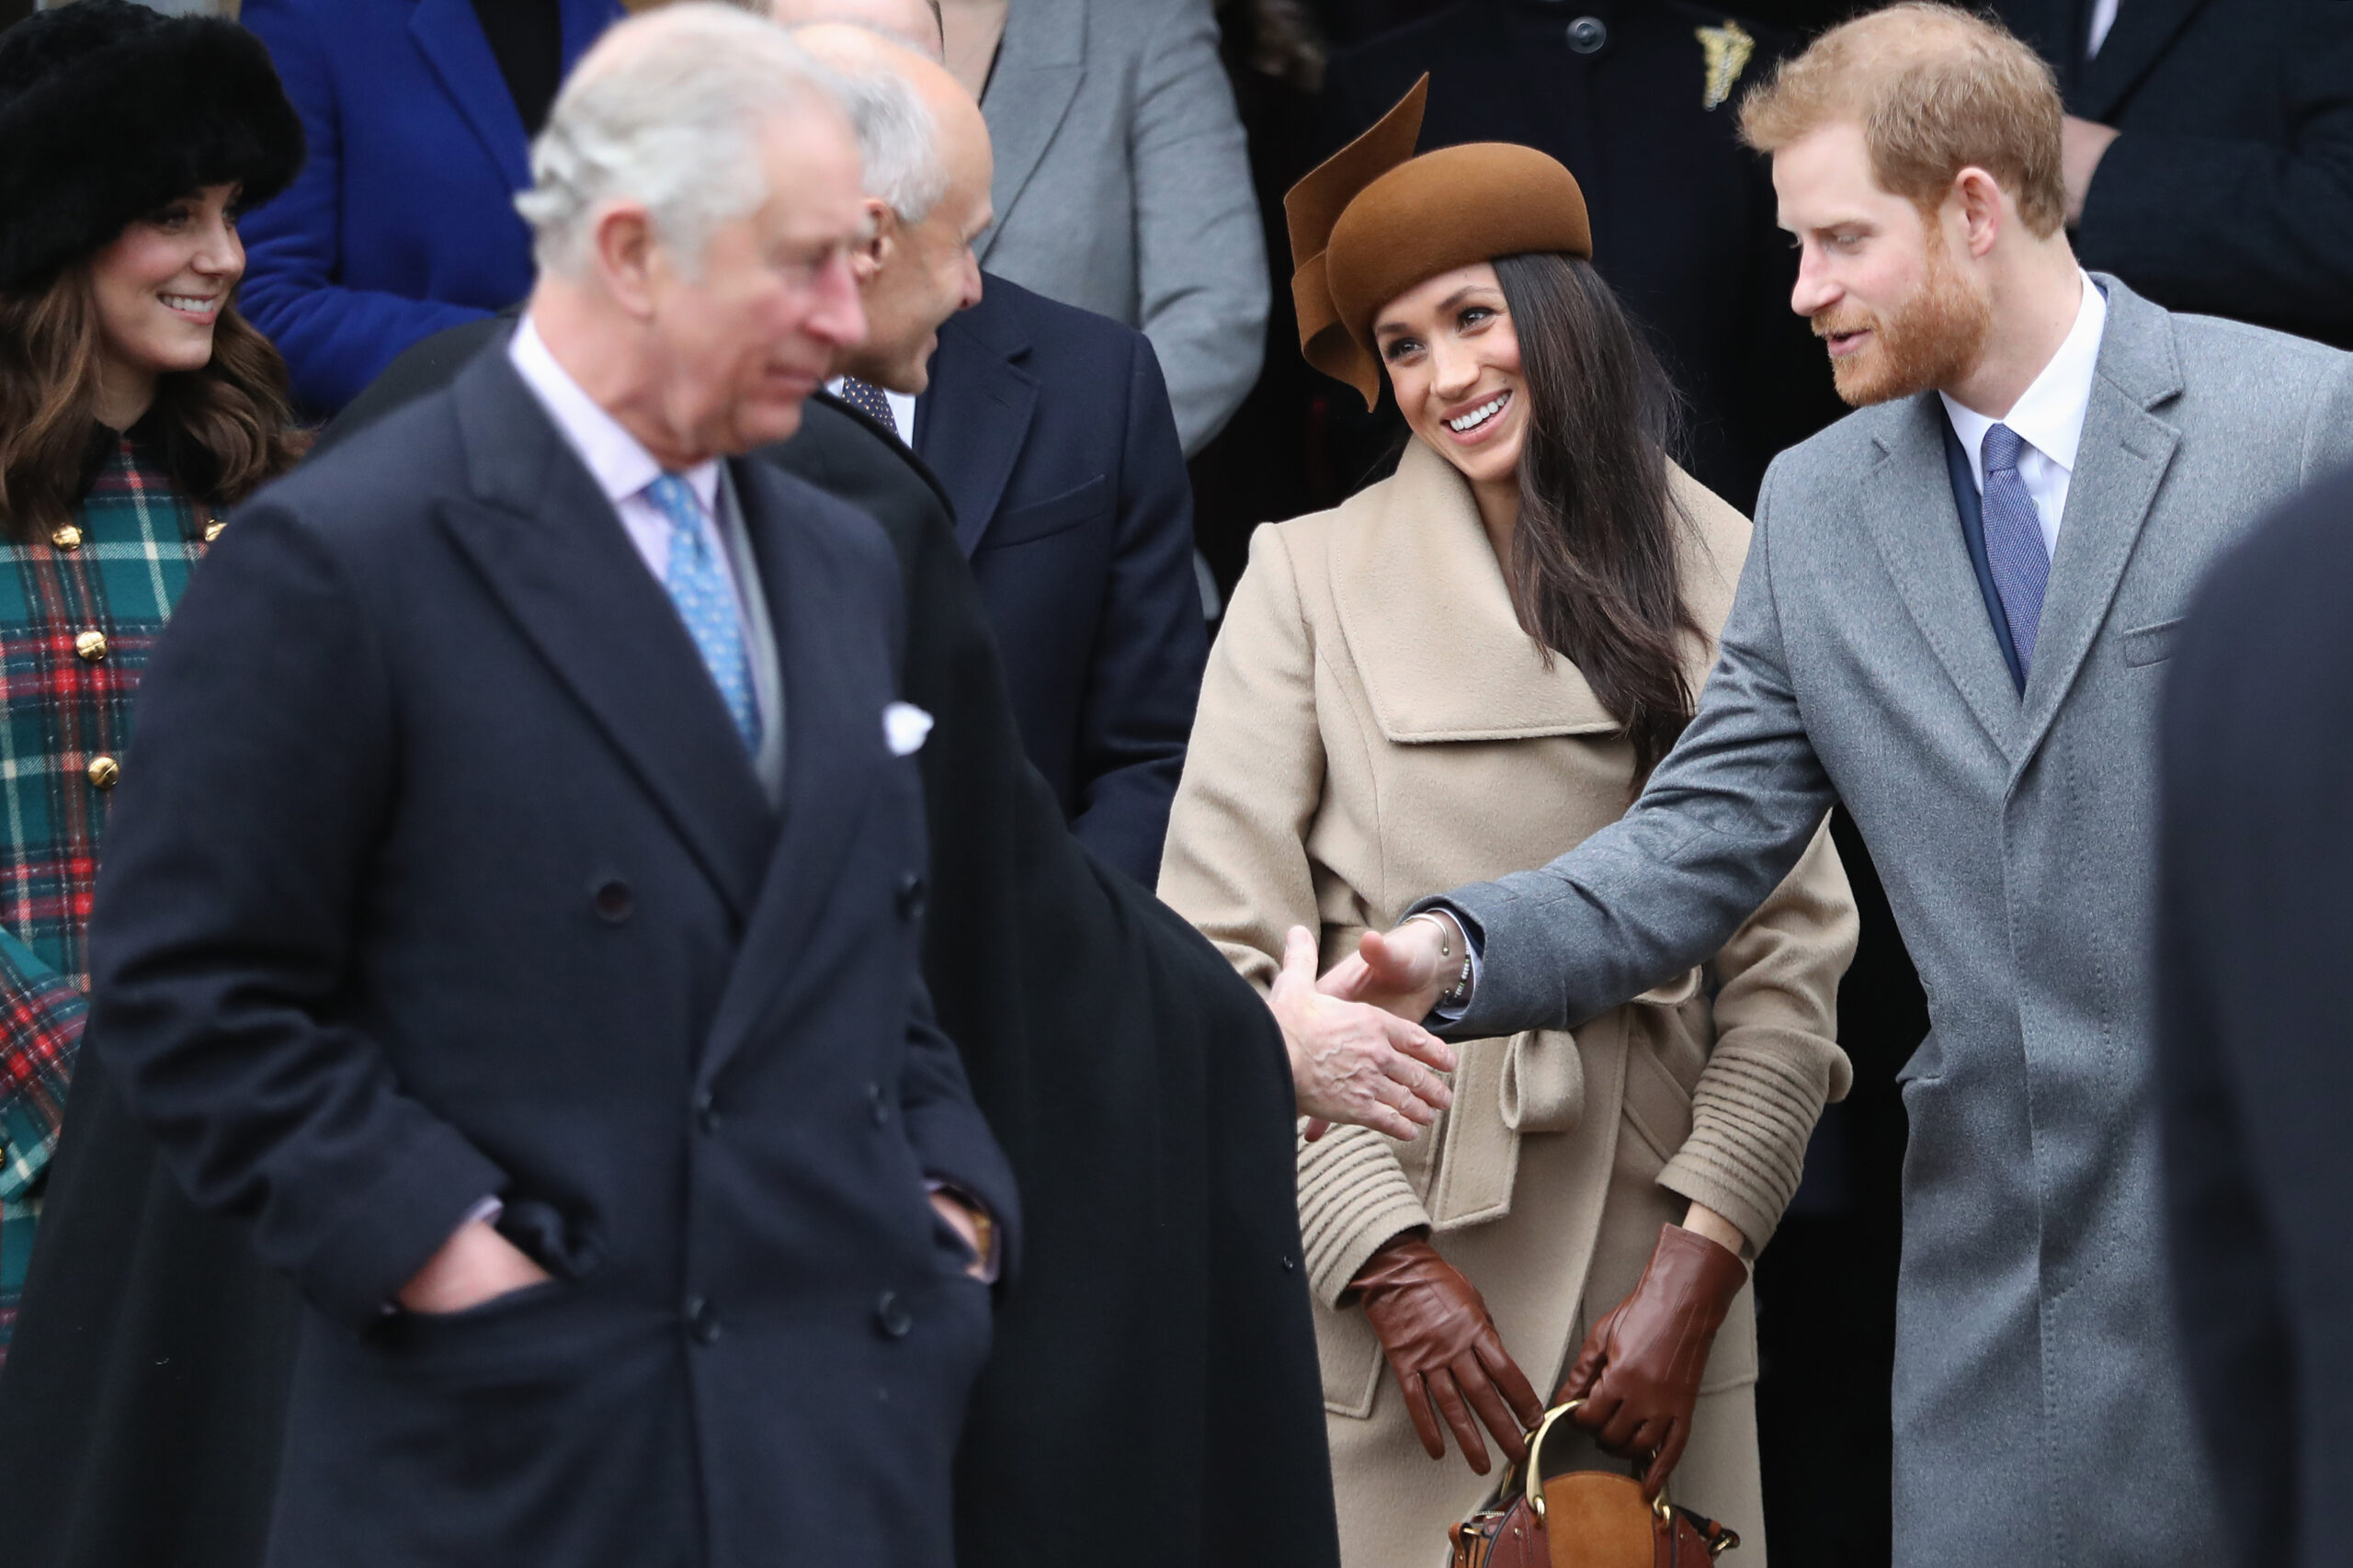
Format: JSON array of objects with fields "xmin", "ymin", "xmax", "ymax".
[{"xmin": 1159, "ymin": 440, "xmax": 1857, "ymax": 1568}]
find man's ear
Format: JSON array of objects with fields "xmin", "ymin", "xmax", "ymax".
[
  {"xmin": 592, "ymin": 200, "xmax": 662, "ymax": 318},
  {"xmin": 850, "ymin": 197, "xmax": 895, "ymax": 287},
  {"xmin": 1951, "ymin": 165, "xmax": 2005, "ymax": 259}
]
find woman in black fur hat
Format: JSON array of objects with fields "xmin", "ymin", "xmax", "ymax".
[{"xmin": 0, "ymin": 0, "xmax": 303, "ymax": 1356}]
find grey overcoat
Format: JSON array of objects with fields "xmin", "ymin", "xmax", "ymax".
[
  {"xmin": 975, "ymin": 0, "xmax": 1268, "ymax": 457},
  {"xmin": 1417, "ymin": 277, "xmax": 2353, "ymax": 1567}
]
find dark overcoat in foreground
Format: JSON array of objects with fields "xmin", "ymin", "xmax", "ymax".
[
  {"xmin": 0, "ymin": 328, "xmax": 1338, "ymax": 1568},
  {"xmin": 2157, "ymin": 461, "xmax": 2353, "ymax": 1568},
  {"xmin": 73, "ymin": 348, "xmax": 1019, "ymax": 1568}
]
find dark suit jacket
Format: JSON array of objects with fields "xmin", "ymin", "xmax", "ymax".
[
  {"xmin": 0, "ymin": 334, "xmax": 1336, "ymax": 1568},
  {"xmin": 914, "ymin": 273, "xmax": 1206, "ymax": 886},
  {"xmin": 237, "ymin": 0, "xmax": 621, "ymax": 412},
  {"xmin": 2157, "ymin": 462, "xmax": 2353, "ymax": 1567},
  {"xmin": 1319, "ymin": 0, "xmax": 1847, "ymax": 511},
  {"xmin": 1995, "ymin": 0, "xmax": 2353, "ymax": 348},
  {"xmin": 79, "ymin": 347, "xmax": 1017, "ymax": 1568}
]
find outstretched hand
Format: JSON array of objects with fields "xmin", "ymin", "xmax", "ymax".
[
  {"xmin": 1269, "ymin": 926, "xmax": 1457, "ymax": 1142},
  {"xmin": 1316, "ymin": 915, "xmax": 1459, "ymax": 1025}
]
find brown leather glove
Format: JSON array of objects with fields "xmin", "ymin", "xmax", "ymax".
[
  {"xmin": 1558, "ymin": 1222, "xmax": 1748, "ymax": 1498},
  {"xmin": 1352, "ymin": 1233, "xmax": 1545, "ymax": 1474}
]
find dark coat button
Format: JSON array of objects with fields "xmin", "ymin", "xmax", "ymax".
[
  {"xmin": 592, "ymin": 879, "xmax": 633, "ymax": 922},
  {"xmin": 687, "ymin": 1296, "xmax": 722, "ymax": 1346},
  {"xmin": 874, "ymin": 1290, "xmax": 913, "ymax": 1339},
  {"xmin": 695, "ymin": 1089, "xmax": 722, "ymax": 1134},
  {"xmin": 867, "ymin": 1081, "xmax": 888, "ymax": 1127},
  {"xmin": 1566, "ymin": 15, "xmax": 1608, "ymax": 51},
  {"xmin": 894, "ymin": 870, "xmax": 926, "ymax": 922}
]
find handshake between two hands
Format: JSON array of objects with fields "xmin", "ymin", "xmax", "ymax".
[{"xmin": 1268, "ymin": 915, "xmax": 1466, "ymax": 1143}]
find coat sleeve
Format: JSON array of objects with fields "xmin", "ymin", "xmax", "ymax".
[
  {"xmin": 83, "ymin": 505, "xmax": 506, "ymax": 1332},
  {"xmin": 899, "ymin": 975, "xmax": 1021, "ymax": 1284},
  {"xmin": 1128, "ymin": 0, "xmax": 1269, "ymax": 456},
  {"xmin": 237, "ymin": 0, "xmax": 495, "ymax": 412},
  {"xmin": 1065, "ymin": 334, "xmax": 1207, "ymax": 887},
  {"xmin": 1419, "ymin": 460, "xmax": 1841, "ymax": 1040},
  {"xmin": 1158, "ymin": 525, "xmax": 1430, "ymax": 1307},
  {"xmin": 2073, "ymin": 5, "xmax": 2353, "ymax": 347},
  {"xmin": 0, "ymin": 929, "xmax": 87, "ymax": 1204},
  {"xmin": 1659, "ymin": 820, "xmax": 1856, "ymax": 1254}
]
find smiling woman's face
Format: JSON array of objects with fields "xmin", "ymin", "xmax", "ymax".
[
  {"xmin": 1373, "ymin": 260, "xmax": 1526, "ymax": 496},
  {"xmin": 87, "ymin": 182, "xmax": 246, "ymax": 418}
]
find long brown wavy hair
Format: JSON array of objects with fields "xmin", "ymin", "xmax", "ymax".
[
  {"xmin": 1489, "ymin": 251, "xmax": 1706, "ymax": 788},
  {"xmin": 0, "ymin": 260, "xmax": 305, "ymax": 540}
]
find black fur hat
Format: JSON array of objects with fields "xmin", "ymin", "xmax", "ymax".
[{"xmin": 0, "ymin": 0, "xmax": 304, "ymax": 293}]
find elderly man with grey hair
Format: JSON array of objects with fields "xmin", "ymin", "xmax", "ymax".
[{"xmin": 72, "ymin": 6, "xmax": 1017, "ymax": 1567}]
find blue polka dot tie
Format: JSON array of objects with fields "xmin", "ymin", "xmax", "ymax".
[
  {"xmin": 643, "ymin": 472, "xmax": 760, "ymax": 752},
  {"xmin": 836, "ymin": 377, "xmax": 901, "ymax": 439},
  {"xmin": 1981, "ymin": 423, "xmax": 2051, "ymax": 678}
]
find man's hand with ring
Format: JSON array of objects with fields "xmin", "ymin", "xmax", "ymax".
[{"xmin": 1269, "ymin": 926, "xmax": 1456, "ymax": 1141}]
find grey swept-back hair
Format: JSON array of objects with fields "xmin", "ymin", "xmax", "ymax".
[
  {"xmin": 821, "ymin": 51, "xmax": 948, "ymax": 223},
  {"xmin": 517, "ymin": 4, "xmax": 845, "ymax": 278}
]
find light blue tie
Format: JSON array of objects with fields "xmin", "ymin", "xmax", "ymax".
[
  {"xmin": 1981, "ymin": 423, "xmax": 2051, "ymax": 678},
  {"xmin": 642, "ymin": 472, "xmax": 760, "ymax": 752}
]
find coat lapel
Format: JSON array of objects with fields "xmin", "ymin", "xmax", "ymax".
[
  {"xmin": 1859, "ymin": 398, "xmax": 2029, "ymax": 759},
  {"xmin": 974, "ymin": 0, "xmax": 1085, "ymax": 263},
  {"xmin": 438, "ymin": 348, "xmax": 775, "ymax": 920},
  {"xmin": 695, "ymin": 463, "xmax": 891, "ymax": 1087},
  {"xmin": 409, "ymin": 0, "xmax": 533, "ymax": 192},
  {"xmin": 1328, "ymin": 442, "xmax": 1622, "ymax": 743},
  {"xmin": 2071, "ymin": 0, "xmax": 2206, "ymax": 119},
  {"xmin": 2014, "ymin": 279, "xmax": 2182, "ymax": 765},
  {"xmin": 914, "ymin": 284, "xmax": 1038, "ymax": 557}
]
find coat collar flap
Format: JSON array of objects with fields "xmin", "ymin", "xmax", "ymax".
[
  {"xmin": 915, "ymin": 281, "xmax": 1038, "ymax": 556},
  {"xmin": 1328, "ymin": 441, "xmax": 1621, "ymax": 744},
  {"xmin": 440, "ymin": 348, "xmax": 776, "ymax": 920},
  {"xmin": 696, "ymin": 465, "xmax": 894, "ymax": 1088},
  {"xmin": 2072, "ymin": 0, "xmax": 2207, "ymax": 120},
  {"xmin": 2014, "ymin": 276, "xmax": 2181, "ymax": 761},
  {"xmin": 1861, "ymin": 396, "xmax": 2029, "ymax": 758},
  {"xmin": 409, "ymin": 0, "xmax": 534, "ymax": 193},
  {"xmin": 974, "ymin": 0, "xmax": 1085, "ymax": 260}
]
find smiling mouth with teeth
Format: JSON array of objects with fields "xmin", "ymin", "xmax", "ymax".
[
  {"xmin": 161, "ymin": 294, "xmax": 220, "ymax": 315},
  {"xmin": 1447, "ymin": 391, "xmax": 1510, "ymax": 434}
]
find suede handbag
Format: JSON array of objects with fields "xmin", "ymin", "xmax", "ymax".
[{"xmin": 1447, "ymin": 1402, "xmax": 1740, "ymax": 1568}]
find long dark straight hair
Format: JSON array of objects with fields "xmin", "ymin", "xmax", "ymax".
[
  {"xmin": 1489, "ymin": 251, "xmax": 1705, "ymax": 787},
  {"xmin": 0, "ymin": 262, "xmax": 305, "ymax": 540}
]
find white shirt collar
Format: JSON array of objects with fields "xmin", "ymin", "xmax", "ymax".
[
  {"xmin": 1939, "ymin": 271, "xmax": 2108, "ymax": 485},
  {"xmin": 508, "ymin": 315, "xmax": 721, "ymax": 515}
]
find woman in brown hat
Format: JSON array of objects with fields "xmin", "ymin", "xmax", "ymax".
[{"xmin": 1158, "ymin": 79, "xmax": 1856, "ymax": 1564}]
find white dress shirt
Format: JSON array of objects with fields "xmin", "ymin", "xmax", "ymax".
[
  {"xmin": 1938, "ymin": 273, "xmax": 2109, "ymax": 559},
  {"xmin": 508, "ymin": 316, "xmax": 744, "ymax": 599},
  {"xmin": 2086, "ymin": 0, "xmax": 2120, "ymax": 58}
]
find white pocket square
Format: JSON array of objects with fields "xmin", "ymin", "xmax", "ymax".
[{"xmin": 884, "ymin": 701, "xmax": 934, "ymax": 757}]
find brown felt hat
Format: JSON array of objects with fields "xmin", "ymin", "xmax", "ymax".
[{"xmin": 1284, "ymin": 76, "xmax": 1593, "ymax": 408}]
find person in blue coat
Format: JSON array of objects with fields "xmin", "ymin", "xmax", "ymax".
[{"xmin": 236, "ymin": 0, "xmax": 621, "ymax": 413}]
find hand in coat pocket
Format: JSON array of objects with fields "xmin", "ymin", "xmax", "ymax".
[{"xmin": 397, "ymin": 1217, "xmax": 553, "ymax": 1315}]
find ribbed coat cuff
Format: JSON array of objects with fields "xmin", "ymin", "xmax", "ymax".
[
  {"xmin": 1656, "ymin": 1025, "xmax": 1839, "ymax": 1254},
  {"xmin": 1297, "ymin": 1123, "xmax": 1431, "ymax": 1308}
]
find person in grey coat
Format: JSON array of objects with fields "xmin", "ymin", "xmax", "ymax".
[
  {"xmin": 952, "ymin": 0, "xmax": 1267, "ymax": 457},
  {"xmin": 1315, "ymin": 6, "xmax": 2353, "ymax": 1565}
]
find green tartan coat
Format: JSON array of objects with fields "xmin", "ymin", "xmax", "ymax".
[{"xmin": 0, "ymin": 425, "xmax": 210, "ymax": 1352}]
